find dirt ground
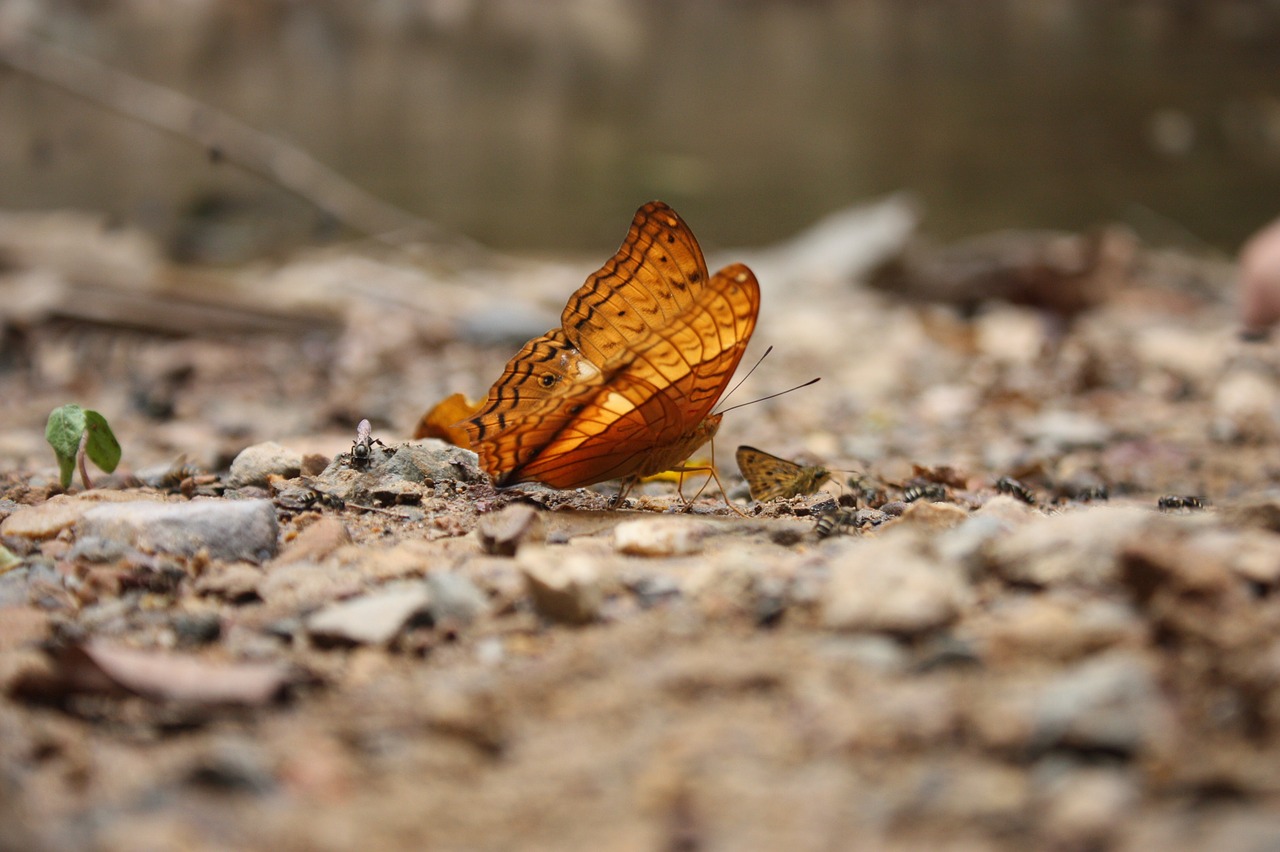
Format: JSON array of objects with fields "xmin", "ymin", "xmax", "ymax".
[{"xmin": 4, "ymin": 207, "xmax": 1280, "ymax": 851}]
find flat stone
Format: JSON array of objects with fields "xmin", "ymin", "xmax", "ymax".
[
  {"xmin": 306, "ymin": 583, "xmax": 431, "ymax": 645},
  {"xmin": 76, "ymin": 498, "xmax": 279, "ymax": 563},
  {"xmin": 0, "ymin": 491, "xmax": 154, "ymax": 540},
  {"xmin": 276, "ymin": 517, "xmax": 351, "ymax": 566},
  {"xmin": 613, "ymin": 518, "xmax": 711, "ymax": 556}
]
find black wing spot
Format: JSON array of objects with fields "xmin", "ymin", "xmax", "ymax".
[
  {"xmin": 540, "ymin": 374, "xmax": 557, "ymax": 388},
  {"xmin": 569, "ymin": 404, "xmax": 585, "ymax": 415},
  {"xmin": 691, "ymin": 272, "xmax": 701, "ymax": 282},
  {"xmin": 618, "ymin": 309, "xmax": 627, "ymax": 317},
  {"xmin": 666, "ymin": 234, "xmax": 675, "ymax": 243}
]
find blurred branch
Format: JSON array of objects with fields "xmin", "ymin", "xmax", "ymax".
[{"xmin": 0, "ymin": 32, "xmax": 452, "ymax": 245}]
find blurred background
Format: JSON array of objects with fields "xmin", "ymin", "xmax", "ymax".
[{"xmin": 3, "ymin": 0, "xmax": 1280, "ymax": 264}]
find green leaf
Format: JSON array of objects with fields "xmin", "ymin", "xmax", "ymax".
[
  {"xmin": 82, "ymin": 410, "xmax": 122, "ymax": 474},
  {"xmin": 0, "ymin": 543, "xmax": 21, "ymax": 576},
  {"xmin": 46, "ymin": 404, "xmax": 86, "ymax": 488}
]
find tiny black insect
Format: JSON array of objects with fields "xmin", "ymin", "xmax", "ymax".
[
  {"xmin": 903, "ymin": 483, "xmax": 947, "ymax": 503},
  {"xmin": 995, "ymin": 476, "xmax": 1035, "ymax": 504},
  {"xmin": 1157, "ymin": 495, "xmax": 1204, "ymax": 511}
]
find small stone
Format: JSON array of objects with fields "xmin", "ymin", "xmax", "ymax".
[
  {"xmin": 1020, "ymin": 410, "xmax": 1110, "ymax": 452},
  {"xmin": 193, "ymin": 562, "xmax": 263, "ymax": 602},
  {"xmin": 1032, "ymin": 651, "xmax": 1170, "ymax": 755},
  {"xmin": 822, "ymin": 534, "xmax": 967, "ymax": 634},
  {"xmin": 306, "ymin": 583, "xmax": 431, "ymax": 645},
  {"xmin": 613, "ymin": 518, "xmax": 711, "ymax": 556},
  {"xmin": 226, "ymin": 441, "xmax": 302, "ymax": 488},
  {"xmin": 519, "ymin": 547, "xmax": 602, "ymax": 625},
  {"xmin": 300, "ymin": 453, "xmax": 330, "ymax": 477},
  {"xmin": 984, "ymin": 506, "xmax": 1155, "ymax": 588},
  {"xmin": 0, "ymin": 491, "xmax": 154, "ymax": 541},
  {"xmin": 76, "ymin": 498, "xmax": 279, "ymax": 563},
  {"xmin": 276, "ymin": 517, "xmax": 351, "ymax": 566},
  {"xmin": 881, "ymin": 500, "xmax": 969, "ymax": 533},
  {"xmin": 1037, "ymin": 767, "xmax": 1138, "ymax": 849},
  {"xmin": 477, "ymin": 504, "xmax": 545, "ymax": 557},
  {"xmin": 0, "ymin": 606, "xmax": 49, "ymax": 652},
  {"xmin": 1239, "ymin": 214, "xmax": 1280, "ymax": 335},
  {"xmin": 424, "ymin": 571, "xmax": 489, "ymax": 628},
  {"xmin": 1212, "ymin": 370, "xmax": 1279, "ymax": 442}
]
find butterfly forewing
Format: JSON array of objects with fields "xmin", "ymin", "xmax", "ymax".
[
  {"xmin": 464, "ymin": 201, "xmax": 761, "ymax": 491},
  {"xmin": 510, "ymin": 264, "xmax": 759, "ymax": 488},
  {"xmin": 561, "ymin": 202, "xmax": 709, "ymax": 367}
]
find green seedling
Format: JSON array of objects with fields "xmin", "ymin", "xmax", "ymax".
[{"xmin": 45, "ymin": 404, "xmax": 122, "ymax": 490}]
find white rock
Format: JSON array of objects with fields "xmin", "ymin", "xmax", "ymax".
[
  {"xmin": 306, "ymin": 583, "xmax": 431, "ymax": 645},
  {"xmin": 613, "ymin": 518, "xmax": 711, "ymax": 557},
  {"xmin": 227, "ymin": 441, "xmax": 301, "ymax": 488},
  {"xmin": 984, "ymin": 506, "xmax": 1154, "ymax": 587},
  {"xmin": 822, "ymin": 534, "xmax": 967, "ymax": 634},
  {"xmin": 519, "ymin": 548, "xmax": 602, "ymax": 625}
]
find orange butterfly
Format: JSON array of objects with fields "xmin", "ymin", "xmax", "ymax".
[
  {"xmin": 736, "ymin": 445, "xmax": 832, "ymax": 502},
  {"xmin": 464, "ymin": 201, "xmax": 760, "ymax": 501}
]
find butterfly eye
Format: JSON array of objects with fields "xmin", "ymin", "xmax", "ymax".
[{"xmin": 540, "ymin": 373, "xmax": 558, "ymax": 388}]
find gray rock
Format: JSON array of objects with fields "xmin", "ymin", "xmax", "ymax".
[
  {"xmin": 226, "ymin": 441, "xmax": 301, "ymax": 488},
  {"xmin": 984, "ymin": 506, "xmax": 1156, "ymax": 588},
  {"xmin": 425, "ymin": 571, "xmax": 490, "ymax": 628},
  {"xmin": 1032, "ymin": 651, "xmax": 1169, "ymax": 755},
  {"xmin": 76, "ymin": 498, "xmax": 279, "ymax": 562},
  {"xmin": 306, "ymin": 583, "xmax": 431, "ymax": 645},
  {"xmin": 821, "ymin": 533, "xmax": 968, "ymax": 634}
]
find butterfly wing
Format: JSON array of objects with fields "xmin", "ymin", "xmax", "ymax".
[
  {"xmin": 465, "ymin": 201, "xmax": 760, "ymax": 490},
  {"xmin": 561, "ymin": 201, "xmax": 711, "ymax": 367},
  {"xmin": 737, "ymin": 445, "xmax": 804, "ymax": 502}
]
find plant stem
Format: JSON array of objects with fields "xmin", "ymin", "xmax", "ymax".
[{"xmin": 77, "ymin": 429, "xmax": 93, "ymax": 490}]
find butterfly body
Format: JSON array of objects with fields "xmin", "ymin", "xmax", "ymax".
[
  {"xmin": 736, "ymin": 445, "xmax": 832, "ymax": 502},
  {"xmin": 465, "ymin": 202, "xmax": 760, "ymax": 492}
]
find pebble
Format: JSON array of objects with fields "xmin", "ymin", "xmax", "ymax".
[
  {"xmin": 0, "ymin": 491, "xmax": 154, "ymax": 541},
  {"xmin": 983, "ymin": 506, "xmax": 1155, "ymax": 588},
  {"xmin": 275, "ymin": 517, "xmax": 351, "ymax": 566},
  {"xmin": 881, "ymin": 500, "xmax": 969, "ymax": 533},
  {"xmin": 519, "ymin": 547, "xmax": 602, "ymax": 625},
  {"xmin": 193, "ymin": 562, "xmax": 263, "ymax": 602},
  {"xmin": 1239, "ymin": 214, "xmax": 1280, "ymax": 335},
  {"xmin": 1212, "ymin": 369, "xmax": 1279, "ymax": 442},
  {"xmin": 76, "ymin": 498, "xmax": 279, "ymax": 563},
  {"xmin": 1020, "ymin": 410, "xmax": 1110, "ymax": 452},
  {"xmin": 1031, "ymin": 651, "xmax": 1170, "ymax": 755},
  {"xmin": 821, "ymin": 534, "xmax": 967, "ymax": 634},
  {"xmin": 226, "ymin": 441, "xmax": 302, "ymax": 488},
  {"xmin": 477, "ymin": 504, "xmax": 545, "ymax": 557},
  {"xmin": 613, "ymin": 518, "xmax": 711, "ymax": 556},
  {"xmin": 306, "ymin": 583, "xmax": 432, "ymax": 645},
  {"xmin": 424, "ymin": 571, "xmax": 490, "ymax": 628}
]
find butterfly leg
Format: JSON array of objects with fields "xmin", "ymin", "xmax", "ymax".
[{"xmin": 610, "ymin": 477, "xmax": 638, "ymax": 510}]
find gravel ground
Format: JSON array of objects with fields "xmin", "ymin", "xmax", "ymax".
[{"xmin": 3, "ymin": 210, "xmax": 1280, "ymax": 851}]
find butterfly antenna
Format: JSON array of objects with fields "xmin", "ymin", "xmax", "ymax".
[
  {"xmin": 716, "ymin": 345, "xmax": 774, "ymax": 410},
  {"xmin": 717, "ymin": 377, "xmax": 820, "ymax": 417}
]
